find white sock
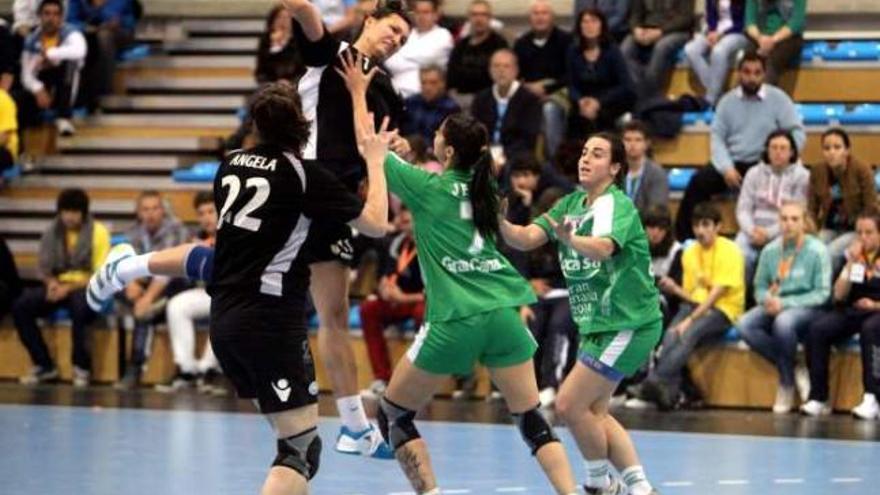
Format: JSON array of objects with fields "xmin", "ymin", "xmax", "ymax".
[
  {"xmin": 336, "ymin": 395, "xmax": 370, "ymax": 432},
  {"xmin": 621, "ymin": 465, "xmax": 653, "ymax": 495},
  {"xmin": 585, "ymin": 459, "xmax": 610, "ymax": 489},
  {"xmin": 116, "ymin": 253, "xmax": 153, "ymax": 282}
]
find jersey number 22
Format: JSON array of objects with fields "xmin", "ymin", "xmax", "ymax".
[{"xmin": 218, "ymin": 175, "xmax": 270, "ymax": 232}]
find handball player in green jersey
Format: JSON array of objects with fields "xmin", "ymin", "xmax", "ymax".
[
  {"xmin": 337, "ymin": 53, "xmax": 580, "ymax": 495},
  {"xmin": 500, "ymin": 133, "xmax": 662, "ymax": 495}
]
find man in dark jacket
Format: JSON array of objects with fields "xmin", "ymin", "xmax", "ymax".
[
  {"xmin": 471, "ymin": 49, "xmax": 541, "ymax": 167},
  {"xmin": 446, "ymin": 0, "xmax": 508, "ymax": 99}
]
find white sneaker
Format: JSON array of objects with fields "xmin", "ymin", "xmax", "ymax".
[
  {"xmin": 359, "ymin": 379, "xmax": 387, "ymax": 400},
  {"xmin": 794, "ymin": 364, "xmax": 811, "ymax": 402},
  {"xmin": 609, "ymin": 394, "xmax": 627, "ymax": 409},
  {"xmin": 55, "ymin": 118, "xmax": 75, "ymax": 136},
  {"xmin": 852, "ymin": 393, "xmax": 879, "ymax": 420},
  {"xmin": 585, "ymin": 476, "xmax": 628, "ymax": 495},
  {"xmin": 772, "ymin": 386, "xmax": 795, "ymax": 414},
  {"xmin": 800, "ymin": 400, "xmax": 831, "ymax": 417},
  {"xmin": 72, "ymin": 366, "xmax": 90, "ymax": 388},
  {"xmin": 334, "ymin": 424, "xmax": 394, "ymax": 459},
  {"xmin": 485, "ymin": 390, "xmax": 503, "ymax": 402},
  {"xmin": 86, "ymin": 243, "xmax": 136, "ymax": 312},
  {"xmin": 538, "ymin": 387, "xmax": 556, "ymax": 408}
]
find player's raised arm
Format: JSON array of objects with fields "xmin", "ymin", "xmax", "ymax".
[
  {"xmin": 498, "ymin": 199, "xmax": 550, "ymax": 251},
  {"xmin": 350, "ymin": 116, "xmax": 393, "ymax": 238},
  {"xmin": 281, "ymin": 0, "xmax": 325, "ymax": 41},
  {"xmin": 336, "ymin": 51, "xmax": 378, "ymax": 152}
]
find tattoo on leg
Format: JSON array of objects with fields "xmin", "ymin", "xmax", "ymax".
[{"xmin": 397, "ymin": 445, "xmax": 429, "ymax": 492}]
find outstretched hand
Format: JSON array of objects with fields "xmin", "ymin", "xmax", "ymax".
[
  {"xmin": 542, "ymin": 213, "xmax": 574, "ymax": 245},
  {"xmin": 335, "ymin": 50, "xmax": 378, "ymax": 97},
  {"xmin": 359, "ymin": 114, "xmax": 398, "ymax": 165}
]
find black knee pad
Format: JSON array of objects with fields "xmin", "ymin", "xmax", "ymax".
[
  {"xmin": 378, "ymin": 396, "xmax": 420, "ymax": 450},
  {"xmin": 513, "ymin": 406, "xmax": 559, "ymax": 455},
  {"xmin": 272, "ymin": 427, "xmax": 322, "ymax": 480}
]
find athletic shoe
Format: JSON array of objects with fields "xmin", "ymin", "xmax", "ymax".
[
  {"xmin": 608, "ymin": 394, "xmax": 627, "ymax": 409},
  {"xmin": 87, "ymin": 243, "xmax": 136, "ymax": 312},
  {"xmin": 584, "ymin": 477, "xmax": 627, "ymax": 495},
  {"xmin": 115, "ymin": 367, "xmax": 141, "ymax": 390},
  {"xmin": 155, "ymin": 370, "xmax": 197, "ymax": 393},
  {"xmin": 852, "ymin": 393, "xmax": 879, "ymax": 420},
  {"xmin": 451, "ymin": 374, "xmax": 477, "ymax": 400},
  {"xmin": 794, "ymin": 364, "xmax": 811, "ymax": 402},
  {"xmin": 19, "ymin": 366, "xmax": 58, "ymax": 385},
  {"xmin": 197, "ymin": 368, "xmax": 228, "ymax": 396},
  {"xmin": 772, "ymin": 386, "xmax": 795, "ymax": 414},
  {"xmin": 360, "ymin": 379, "xmax": 388, "ymax": 400},
  {"xmin": 538, "ymin": 387, "xmax": 556, "ymax": 409},
  {"xmin": 72, "ymin": 366, "xmax": 91, "ymax": 388},
  {"xmin": 55, "ymin": 118, "xmax": 75, "ymax": 137},
  {"xmin": 334, "ymin": 424, "xmax": 395, "ymax": 459},
  {"xmin": 799, "ymin": 400, "xmax": 831, "ymax": 417},
  {"xmin": 624, "ymin": 397, "xmax": 657, "ymax": 410}
]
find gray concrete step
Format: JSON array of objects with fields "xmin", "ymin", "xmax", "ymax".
[
  {"xmin": 17, "ymin": 174, "xmax": 211, "ymax": 191},
  {"xmin": 102, "ymin": 95, "xmax": 246, "ymax": 112},
  {"xmin": 38, "ymin": 154, "xmax": 189, "ymax": 173},
  {"xmin": 126, "ymin": 76, "xmax": 256, "ymax": 94},
  {"xmin": 0, "ymin": 198, "xmax": 135, "ymax": 215},
  {"xmin": 165, "ymin": 37, "xmax": 258, "ymax": 54},
  {"xmin": 57, "ymin": 136, "xmax": 222, "ymax": 154},
  {"xmin": 85, "ymin": 114, "xmax": 240, "ymax": 128},
  {"xmin": 121, "ymin": 55, "xmax": 255, "ymax": 70},
  {"xmin": 183, "ymin": 19, "xmax": 264, "ymax": 36}
]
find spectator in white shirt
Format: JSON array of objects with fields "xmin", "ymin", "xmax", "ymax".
[{"xmin": 384, "ymin": 0, "xmax": 453, "ymax": 97}]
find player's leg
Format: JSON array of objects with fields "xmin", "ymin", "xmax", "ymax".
[
  {"xmin": 262, "ymin": 404, "xmax": 320, "ymax": 495},
  {"xmin": 86, "ymin": 243, "xmax": 213, "ymax": 311},
  {"xmin": 489, "ymin": 360, "xmax": 579, "ymax": 495},
  {"xmin": 380, "ymin": 356, "xmax": 447, "ymax": 494},
  {"xmin": 309, "ymin": 259, "xmax": 392, "ymax": 458}
]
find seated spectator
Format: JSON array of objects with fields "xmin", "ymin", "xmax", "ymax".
[
  {"xmin": 402, "ymin": 134, "xmax": 443, "ymax": 174},
  {"xmin": 514, "ymin": 188, "xmax": 578, "ymax": 408},
  {"xmin": 808, "ymin": 128, "xmax": 877, "ymax": 269},
  {"xmin": 801, "ymin": 210, "xmax": 880, "ymax": 420},
  {"xmin": 19, "ymin": 0, "xmax": 86, "ymax": 136},
  {"xmin": 684, "ymin": 0, "xmax": 749, "ymax": 106},
  {"xmin": 255, "ymin": 3, "xmax": 303, "ymax": 84},
  {"xmin": 737, "ymin": 201, "xmax": 831, "ymax": 414},
  {"xmin": 384, "ymin": 0, "xmax": 453, "ymax": 98},
  {"xmin": 674, "ymin": 51, "xmax": 805, "ymax": 240},
  {"xmin": 621, "ymin": 119, "xmax": 668, "ymax": 212},
  {"xmin": 14, "ymin": 188, "xmax": 109, "ymax": 386},
  {"xmin": 574, "ymin": 0, "xmax": 631, "ymax": 41},
  {"xmin": 358, "ymin": 206, "xmax": 425, "ymax": 398},
  {"xmin": 645, "ymin": 205, "xmax": 683, "ymax": 325},
  {"xmin": 400, "ymin": 66, "xmax": 460, "ymax": 145},
  {"xmin": 67, "ymin": 0, "xmax": 134, "ymax": 112},
  {"xmin": 0, "ymin": 235, "xmax": 23, "ymax": 318},
  {"xmin": 735, "ymin": 129, "xmax": 809, "ymax": 284},
  {"xmin": 634, "ymin": 202, "xmax": 745, "ymax": 410},
  {"xmin": 567, "ymin": 8, "xmax": 635, "ymax": 138},
  {"xmin": 117, "ymin": 190, "xmax": 191, "ymax": 389},
  {"xmin": 513, "ymin": 0, "xmax": 572, "ymax": 159},
  {"xmin": 156, "ymin": 192, "xmax": 223, "ymax": 394},
  {"xmin": 621, "ymin": 0, "xmax": 694, "ymax": 99},
  {"xmin": 0, "ymin": 83, "xmax": 18, "ymax": 186},
  {"xmin": 471, "ymin": 49, "xmax": 541, "ymax": 167},
  {"xmin": 446, "ymin": 0, "xmax": 508, "ymax": 100},
  {"xmin": 745, "ymin": 0, "xmax": 805, "ymax": 85}
]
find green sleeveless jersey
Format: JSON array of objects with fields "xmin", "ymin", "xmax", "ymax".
[
  {"xmin": 384, "ymin": 152, "xmax": 536, "ymax": 322},
  {"xmin": 534, "ymin": 186, "xmax": 661, "ymax": 334}
]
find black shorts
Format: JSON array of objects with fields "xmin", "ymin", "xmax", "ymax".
[
  {"xmin": 211, "ymin": 320, "xmax": 318, "ymax": 414},
  {"xmin": 304, "ymin": 221, "xmax": 356, "ymax": 267}
]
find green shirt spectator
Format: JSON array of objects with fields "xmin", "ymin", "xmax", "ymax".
[{"xmin": 745, "ymin": 0, "xmax": 806, "ymax": 84}]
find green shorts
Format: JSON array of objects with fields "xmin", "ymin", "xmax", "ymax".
[
  {"xmin": 406, "ymin": 307, "xmax": 538, "ymax": 376},
  {"xmin": 579, "ymin": 319, "xmax": 662, "ymax": 381}
]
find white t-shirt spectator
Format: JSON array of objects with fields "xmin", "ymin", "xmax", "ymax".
[{"xmin": 384, "ymin": 24, "xmax": 454, "ymax": 98}]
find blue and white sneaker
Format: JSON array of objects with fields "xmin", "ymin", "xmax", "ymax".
[
  {"xmin": 86, "ymin": 243, "xmax": 136, "ymax": 312},
  {"xmin": 335, "ymin": 424, "xmax": 395, "ymax": 460}
]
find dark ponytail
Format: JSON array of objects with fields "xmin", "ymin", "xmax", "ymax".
[{"xmin": 443, "ymin": 113, "xmax": 499, "ymax": 238}]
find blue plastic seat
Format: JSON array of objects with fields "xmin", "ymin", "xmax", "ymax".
[
  {"xmin": 118, "ymin": 43, "xmax": 151, "ymax": 62},
  {"xmin": 682, "ymin": 110, "xmax": 713, "ymax": 126},
  {"xmin": 2, "ymin": 164, "xmax": 21, "ymax": 181},
  {"xmin": 819, "ymin": 41, "xmax": 880, "ymax": 61},
  {"xmin": 172, "ymin": 161, "xmax": 220, "ymax": 183},
  {"xmin": 722, "ymin": 326, "xmax": 740, "ymax": 344},
  {"xmin": 840, "ymin": 104, "xmax": 880, "ymax": 125},
  {"xmin": 667, "ymin": 168, "xmax": 697, "ymax": 192},
  {"xmin": 796, "ymin": 103, "xmax": 845, "ymax": 125}
]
